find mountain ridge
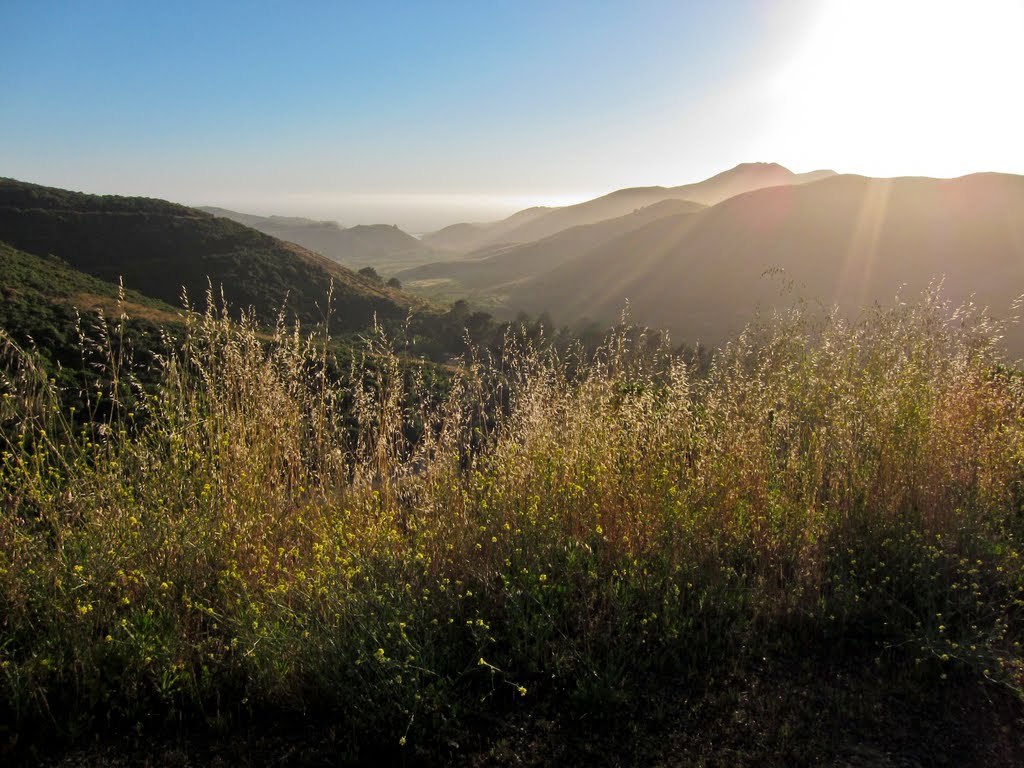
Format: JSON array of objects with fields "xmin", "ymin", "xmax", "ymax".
[
  {"xmin": 420, "ymin": 162, "xmax": 836, "ymax": 252},
  {"xmin": 507, "ymin": 171, "xmax": 1024, "ymax": 354},
  {"xmin": 398, "ymin": 198, "xmax": 704, "ymax": 297}
]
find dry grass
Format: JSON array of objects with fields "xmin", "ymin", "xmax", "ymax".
[{"xmin": 1, "ymin": 289, "xmax": 1023, "ymax": 758}]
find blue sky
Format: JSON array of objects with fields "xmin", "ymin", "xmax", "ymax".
[{"xmin": 2, "ymin": 1, "xmax": 1020, "ymax": 229}]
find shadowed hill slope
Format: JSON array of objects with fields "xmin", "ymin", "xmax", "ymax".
[
  {"xmin": 398, "ymin": 198, "xmax": 704, "ymax": 296},
  {"xmin": 509, "ymin": 172, "xmax": 1024, "ymax": 354},
  {"xmin": 0, "ymin": 178, "xmax": 429, "ymax": 330}
]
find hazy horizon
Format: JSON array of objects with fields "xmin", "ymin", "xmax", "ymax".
[
  {"xmin": 189, "ymin": 161, "xmax": 1022, "ymax": 233},
  {"xmin": 194, "ymin": 190, "xmax": 600, "ymax": 234},
  {"xmin": 3, "ymin": 0, "xmax": 1022, "ymax": 231},
  {"xmin": 40, "ymin": 157, "xmax": 1023, "ymax": 234}
]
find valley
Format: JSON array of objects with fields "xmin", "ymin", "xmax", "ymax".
[{"xmin": 4, "ymin": 3, "xmax": 1024, "ymax": 761}]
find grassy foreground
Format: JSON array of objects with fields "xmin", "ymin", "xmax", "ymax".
[{"xmin": 2, "ymin": 293, "xmax": 1024, "ymax": 764}]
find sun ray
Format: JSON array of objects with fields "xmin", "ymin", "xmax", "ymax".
[{"xmin": 836, "ymin": 178, "xmax": 893, "ymax": 310}]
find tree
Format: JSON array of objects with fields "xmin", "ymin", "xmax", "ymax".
[
  {"xmin": 386, "ymin": 277, "xmax": 402, "ymax": 289},
  {"xmin": 358, "ymin": 266, "xmax": 382, "ymax": 284},
  {"xmin": 449, "ymin": 299, "xmax": 470, "ymax": 322}
]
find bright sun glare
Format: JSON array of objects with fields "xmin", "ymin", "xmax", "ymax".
[{"xmin": 767, "ymin": 0, "xmax": 1024, "ymax": 177}]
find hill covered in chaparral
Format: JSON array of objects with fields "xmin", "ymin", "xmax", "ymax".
[{"xmin": 0, "ymin": 178, "xmax": 430, "ymax": 331}]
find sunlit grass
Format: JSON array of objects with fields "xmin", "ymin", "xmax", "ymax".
[{"xmin": 1, "ymin": 289, "xmax": 1022, "ymax": 753}]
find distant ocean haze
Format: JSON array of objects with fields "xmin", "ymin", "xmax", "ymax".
[{"xmin": 195, "ymin": 191, "xmax": 597, "ymax": 233}]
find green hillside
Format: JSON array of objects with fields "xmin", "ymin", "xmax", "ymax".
[
  {"xmin": 0, "ymin": 178, "xmax": 428, "ymax": 331},
  {"xmin": 0, "ymin": 179, "xmax": 577, "ymax": 367},
  {"xmin": 0, "ymin": 240, "xmax": 185, "ymax": 422},
  {"xmin": 0, "ymin": 240, "xmax": 178, "ymax": 360}
]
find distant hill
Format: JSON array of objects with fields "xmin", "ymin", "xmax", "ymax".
[
  {"xmin": 507, "ymin": 172, "xmax": 1024, "ymax": 355},
  {"xmin": 421, "ymin": 206, "xmax": 553, "ymax": 253},
  {"xmin": 661, "ymin": 162, "xmax": 835, "ymax": 206},
  {"xmin": 398, "ymin": 198, "xmax": 703, "ymax": 297},
  {"xmin": 420, "ymin": 163, "xmax": 834, "ymax": 253},
  {"xmin": 197, "ymin": 207, "xmax": 334, "ymax": 232},
  {"xmin": 0, "ymin": 178, "xmax": 428, "ymax": 331},
  {"xmin": 200, "ymin": 207, "xmax": 437, "ymax": 272}
]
